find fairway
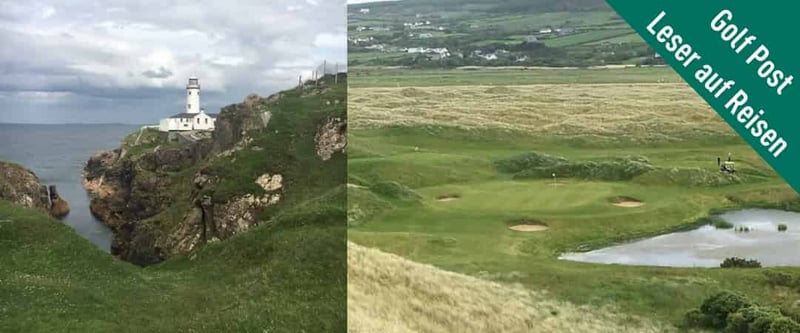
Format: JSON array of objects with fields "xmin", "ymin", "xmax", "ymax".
[{"xmin": 348, "ymin": 67, "xmax": 800, "ymax": 328}]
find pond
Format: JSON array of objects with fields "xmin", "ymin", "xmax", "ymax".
[{"xmin": 559, "ymin": 209, "xmax": 800, "ymax": 267}]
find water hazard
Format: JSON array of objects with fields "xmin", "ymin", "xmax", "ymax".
[{"xmin": 560, "ymin": 209, "xmax": 800, "ymax": 267}]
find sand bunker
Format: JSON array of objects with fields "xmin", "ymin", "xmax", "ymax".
[
  {"xmin": 610, "ymin": 196, "xmax": 644, "ymax": 208},
  {"xmin": 508, "ymin": 224, "xmax": 549, "ymax": 232},
  {"xmin": 436, "ymin": 194, "xmax": 461, "ymax": 202}
]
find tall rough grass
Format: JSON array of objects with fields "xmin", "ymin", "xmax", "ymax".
[
  {"xmin": 348, "ymin": 242, "xmax": 672, "ymax": 333},
  {"xmin": 349, "ymin": 84, "xmax": 734, "ymax": 143}
]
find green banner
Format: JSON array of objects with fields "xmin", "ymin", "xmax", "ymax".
[{"xmin": 607, "ymin": 1, "xmax": 799, "ymax": 193}]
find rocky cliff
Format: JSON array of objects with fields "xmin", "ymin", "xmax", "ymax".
[
  {"xmin": 0, "ymin": 161, "xmax": 70, "ymax": 218},
  {"xmin": 84, "ymin": 76, "xmax": 347, "ymax": 266}
]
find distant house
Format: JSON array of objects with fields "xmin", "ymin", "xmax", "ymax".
[
  {"xmin": 407, "ymin": 47, "xmax": 427, "ymax": 53},
  {"xmin": 516, "ymin": 56, "xmax": 530, "ymax": 62},
  {"xmin": 526, "ymin": 35, "xmax": 539, "ymax": 43},
  {"xmin": 365, "ymin": 44, "xmax": 385, "ymax": 51},
  {"xmin": 539, "ymin": 28, "xmax": 553, "ymax": 34},
  {"xmin": 418, "ymin": 33, "xmax": 434, "ymax": 39},
  {"xmin": 359, "ymin": 8, "xmax": 370, "ymax": 14},
  {"xmin": 481, "ymin": 54, "xmax": 498, "ymax": 61},
  {"xmin": 557, "ymin": 27, "xmax": 575, "ymax": 35},
  {"xmin": 431, "ymin": 48, "xmax": 450, "ymax": 58}
]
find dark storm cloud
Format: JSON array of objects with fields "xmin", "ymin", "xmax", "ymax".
[{"xmin": 0, "ymin": 0, "xmax": 347, "ymax": 124}]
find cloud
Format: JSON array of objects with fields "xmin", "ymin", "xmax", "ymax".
[
  {"xmin": 141, "ymin": 66, "xmax": 174, "ymax": 79},
  {"xmin": 314, "ymin": 32, "xmax": 347, "ymax": 49},
  {"xmin": 0, "ymin": 0, "xmax": 347, "ymax": 124}
]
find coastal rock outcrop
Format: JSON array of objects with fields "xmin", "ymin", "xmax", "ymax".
[
  {"xmin": 212, "ymin": 94, "xmax": 272, "ymax": 153},
  {"xmin": 0, "ymin": 161, "xmax": 50, "ymax": 212},
  {"xmin": 0, "ymin": 161, "xmax": 70, "ymax": 219}
]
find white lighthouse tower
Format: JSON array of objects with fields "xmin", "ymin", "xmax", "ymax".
[
  {"xmin": 158, "ymin": 76, "xmax": 218, "ymax": 132},
  {"xmin": 186, "ymin": 77, "xmax": 200, "ymax": 114}
]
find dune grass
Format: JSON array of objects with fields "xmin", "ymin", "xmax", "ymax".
[
  {"xmin": 347, "ymin": 67, "xmax": 800, "ymax": 329},
  {"xmin": 348, "ymin": 242, "xmax": 672, "ymax": 333}
]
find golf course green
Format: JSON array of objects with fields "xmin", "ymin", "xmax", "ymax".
[{"xmin": 348, "ymin": 67, "xmax": 800, "ymax": 328}]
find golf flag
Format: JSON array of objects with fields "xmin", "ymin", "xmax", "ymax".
[{"xmin": 606, "ymin": 1, "xmax": 800, "ymax": 193}]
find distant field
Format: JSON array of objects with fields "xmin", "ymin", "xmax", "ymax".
[
  {"xmin": 349, "ymin": 67, "xmax": 682, "ymax": 88},
  {"xmin": 465, "ymin": 11, "xmax": 621, "ymax": 31},
  {"xmin": 588, "ymin": 32, "xmax": 645, "ymax": 45},
  {"xmin": 542, "ymin": 28, "xmax": 633, "ymax": 47},
  {"xmin": 349, "ymin": 51, "xmax": 407, "ymax": 63}
]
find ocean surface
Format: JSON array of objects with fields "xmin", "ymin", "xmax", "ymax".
[{"xmin": 0, "ymin": 123, "xmax": 140, "ymax": 252}]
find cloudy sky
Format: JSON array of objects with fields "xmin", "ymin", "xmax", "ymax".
[{"xmin": 0, "ymin": 0, "xmax": 346, "ymax": 124}]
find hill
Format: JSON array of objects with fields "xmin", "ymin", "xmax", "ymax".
[{"xmin": 348, "ymin": 0, "xmax": 656, "ymax": 68}]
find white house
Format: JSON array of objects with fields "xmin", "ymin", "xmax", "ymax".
[{"xmin": 159, "ymin": 77, "xmax": 218, "ymax": 132}]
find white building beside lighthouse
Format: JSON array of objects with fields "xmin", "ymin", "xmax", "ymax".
[{"xmin": 159, "ymin": 77, "xmax": 217, "ymax": 132}]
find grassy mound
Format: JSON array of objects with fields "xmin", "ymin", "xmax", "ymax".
[
  {"xmin": 348, "ymin": 186, "xmax": 394, "ymax": 227},
  {"xmin": 347, "ymin": 181, "xmax": 422, "ymax": 228},
  {"xmin": 636, "ymin": 167, "xmax": 744, "ymax": 187},
  {"xmin": 496, "ymin": 152, "xmax": 653, "ymax": 181}
]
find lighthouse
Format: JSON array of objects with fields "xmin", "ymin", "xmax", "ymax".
[
  {"xmin": 158, "ymin": 77, "xmax": 218, "ymax": 132},
  {"xmin": 186, "ymin": 77, "xmax": 200, "ymax": 114}
]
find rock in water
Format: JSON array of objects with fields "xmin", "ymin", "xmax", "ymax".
[{"xmin": 48, "ymin": 185, "xmax": 70, "ymax": 218}]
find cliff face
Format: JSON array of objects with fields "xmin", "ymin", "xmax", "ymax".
[
  {"xmin": 83, "ymin": 78, "xmax": 347, "ymax": 266},
  {"xmin": 0, "ymin": 161, "xmax": 70, "ymax": 218}
]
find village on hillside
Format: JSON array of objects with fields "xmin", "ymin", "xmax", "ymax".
[{"xmin": 348, "ymin": 3, "xmax": 664, "ymax": 68}]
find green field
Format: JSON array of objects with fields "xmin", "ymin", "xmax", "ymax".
[
  {"xmin": 348, "ymin": 66, "xmax": 680, "ymax": 88},
  {"xmin": 348, "ymin": 67, "xmax": 800, "ymax": 329},
  {"xmin": 543, "ymin": 28, "xmax": 634, "ymax": 47}
]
